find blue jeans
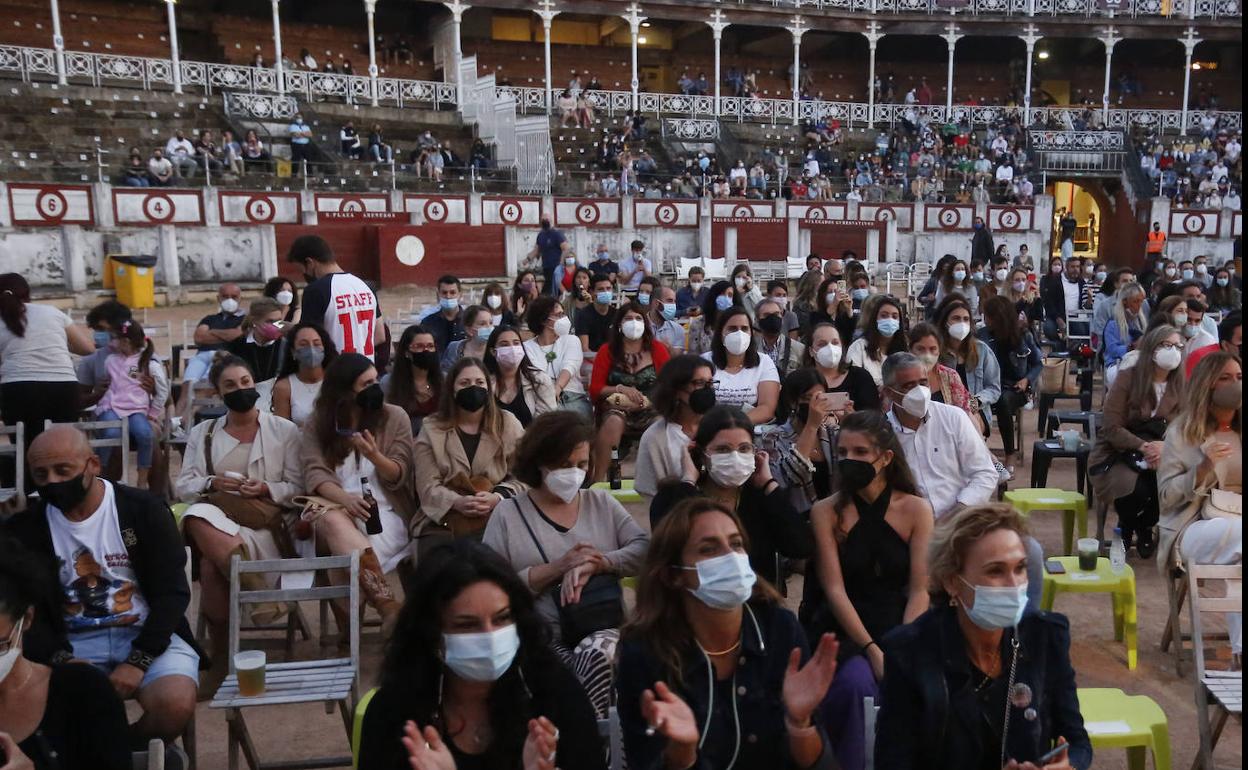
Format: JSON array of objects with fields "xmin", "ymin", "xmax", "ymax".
[{"xmin": 97, "ymin": 409, "xmax": 154, "ymax": 468}]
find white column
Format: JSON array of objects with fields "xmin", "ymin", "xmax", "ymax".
[
  {"xmin": 364, "ymin": 0, "xmax": 379, "ymax": 106},
  {"xmin": 49, "ymin": 0, "xmax": 66, "ymax": 85},
  {"xmin": 1179, "ymin": 27, "xmax": 1201, "ymax": 136},
  {"xmin": 708, "ymin": 9, "xmax": 729, "ymax": 117},
  {"xmin": 942, "ymin": 24, "xmax": 962, "ymax": 113},
  {"xmin": 271, "ymin": 0, "xmax": 284, "ymax": 96},
  {"xmin": 1020, "ymin": 24, "xmax": 1040, "ymax": 122},
  {"xmin": 622, "ymin": 3, "xmax": 645, "ymax": 113},
  {"xmin": 865, "ymin": 21, "xmax": 882, "ymax": 128},
  {"xmin": 445, "ymin": 0, "xmax": 469, "ymax": 108},
  {"xmin": 164, "ymin": 0, "xmax": 181, "ymax": 94},
  {"xmin": 536, "ymin": 0, "xmax": 559, "ymax": 115},
  {"xmin": 1099, "ymin": 26, "xmax": 1121, "ymax": 125},
  {"xmin": 787, "ymin": 14, "xmax": 807, "ymax": 127}
]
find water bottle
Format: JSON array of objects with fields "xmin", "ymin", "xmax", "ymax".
[{"xmin": 1110, "ymin": 527, "xmax": 1126, "ymax": 575}]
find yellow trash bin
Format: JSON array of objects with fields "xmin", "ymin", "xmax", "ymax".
[
  {"xmin": 275, "ymin": 158, "xmax": 292, "ymax": 178},
  {"xmin": 101, "ymin": 255, "xmax": 116, "ymax": 290},
  {"xmin": 112, "ymin": 255, "xmax": 157, "ymax": 309}
]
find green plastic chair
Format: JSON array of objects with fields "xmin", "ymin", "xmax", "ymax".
[
  {"xmin": 352, "ymin": 687, "xmax": 378, "ymax": 769},
  {"xmin": 1003, "ymin": 488, "xmax": 1088, "ymax": 555},
  {"xmin": 1042, "ymin": 556, "xmax": 1138, "ymax": 670},
  {"xmin": 1078, "ymin": 688, "xmax": 1170, "ymax": 770},
  {"xmin": 590, "ymin": 479, "xmax": 642, "ymax": 504},
  {"xmin": 170, "ymin": 501, "xmax": 189, "ymax": 528}
]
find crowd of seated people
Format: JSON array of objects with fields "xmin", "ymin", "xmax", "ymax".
[
  {"xmin": 0, "ymin": 224, "xmax": 1241, "ymax": 769},
  {"xmin": 118, "ymin": 127, "xmax": 273, "ymax": 186},
  {"xmin": 1136, "ymin": 123, "xmax": 1242, "ymax": 211}
]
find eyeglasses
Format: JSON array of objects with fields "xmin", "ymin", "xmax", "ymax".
[
  {"xmin": 1157, "ymin": 341, "xmax": 1185, "ymax": 352},
  {"xmin": 706, "ymin": 443, "xmax": 754, "ymax": 456}
]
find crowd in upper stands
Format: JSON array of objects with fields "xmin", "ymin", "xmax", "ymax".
[
  {"xmin": 1136, "ymin": 120, "xmax": 1243, "ymax": 210},
  {"xmin": 0, "ymin": 216, "xmax": 1241, "ymax": 769}
]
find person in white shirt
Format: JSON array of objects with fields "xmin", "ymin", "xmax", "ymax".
[
  {"xmin": 1226, "ymin": 189, "xmax": 1242, "ymax": 210},
  {"xmin": 163, "ymin": 129, "xmax": 196, "ymax": 178},
  {"xmin": 880, "ymin": 352, "xmax": 998, "ymax": 519},
  {"xmin": 147, "ymin": 149, "xmax": 174, "ymax": 186},
  {"xmin": 521, "ymin": 296, "xmax": 590, "ymax": 419},
  {"xmin": 994, "ymin": 162, "xmax": 1014, "ymax": 192},
  {"xmin": 617, "ymin": 240, "xmax": 652, "ymax": 291},
  {"xmin": 729, "ymin": 160, "xmax": 748, "ymax": 194},
  {"xmin": 702, "ymin": 307, "xmax": 780, "ymax": 425}
]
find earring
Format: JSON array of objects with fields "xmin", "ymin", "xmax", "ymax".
[{"xmin": 948, "ymin": 596, "xmax": 959, "ymax": 607}]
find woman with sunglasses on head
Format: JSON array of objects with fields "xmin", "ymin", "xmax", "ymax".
[
  {"xmin": 413, "ymin": 357, "xmax": 526, "ymax": 549},
  {"xmin": 356, "ymin": 540, "xmax": 605, "ymax": 770},
  {"xmin": 382, "ymin": 324, "xmax": 442, "ymax": 437},
  {"xmin": 806, "ymin": 410, "xmax": 933, "ymax": 770},
  {"xmin": 271, "ymin": 322, "xmax": 338, "ymax": 428},
  {"xmin": 704, "ymin": 307, "xmax": 781, "ymax": 426},
  {"xmin": 523, "ymin": 296, "xmax": 590, "ymax": 419},
  {"xmin": 634, "ymin": 354, "xmax": 718, "ymax": 503},
  {"xmin": 875, "ymin": 504, "xmax": 1091, "ymax": 770},
  {"xmin": 588, "ymin": 301, "xmax": 671, "ymax": 483},
  {"xmin": 616, "ymin": 497, "xmax": 840, "ymax": 770},
  {"xmin": 302, "ymin": 353, "xmax": 415, "ymax": 631},
  {"xmin": 0, "ymin": 536, "xmax": 131, "ymax": 770},
  {"xmin": 846, "ymin": 294, "xmax": 907, "ymax": 387},
  {"xmin": 483, "ymin": 325, "xmax": 556, "ymax": 429},
  {"xmin": 650, "ymin": 405, "xmax": 813, "ymax": 588}
]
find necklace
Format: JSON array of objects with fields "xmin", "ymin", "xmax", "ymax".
[{"xmin": 696, "ymin": 638, "xmax": 741, "ymax": 656}]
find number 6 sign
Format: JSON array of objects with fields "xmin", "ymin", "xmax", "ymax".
[{"xmin": 8, "ymin": 184, "xmax": 94, "ymax": 226}]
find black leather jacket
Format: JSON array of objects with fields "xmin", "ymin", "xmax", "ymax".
[{"xmin": 876, "ymin": 604, "xmax": 1091, "ymax": 770}]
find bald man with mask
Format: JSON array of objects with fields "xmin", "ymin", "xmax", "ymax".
[{"xmin": 4, "ymin": 426, "xmax": 199, "ymax": 743}]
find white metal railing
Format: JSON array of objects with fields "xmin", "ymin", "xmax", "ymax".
[
  {"xmin": 223, "ymin": 91, "xmax": 298, "ymax": 121},
  {"xmin": 663, "ymin": 118, "xmax": 721, "ymax": 140},
  {"xmin": 0, "ymin": 44, "xmax": 1241, "ymax": 136},
  {"xmin": 1028, "ymin": 130, "xmax": 1125, "ymax": 151},
  {"xmin": 764, "ymin": 0, "xmax": 1239, "ymax": 17}
]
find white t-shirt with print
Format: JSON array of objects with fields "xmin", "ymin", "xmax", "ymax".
[
  {"xmin": 47, "ymin": 481, "xmax": 150, "ymax": 632},
  {"xmin": 701, "ymin": 351, "xmax": 780, "ymax": 411},
  {"xmin": 0, "ymin": 303, "xmax": 77, "ymax": 384}
]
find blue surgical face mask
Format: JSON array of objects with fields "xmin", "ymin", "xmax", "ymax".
[
  {"xmin": 661, "ymin": 302, "xmax": 677, "ymax": 321},
  {"xmin": 637, "ymin": 292, "xmax": 651, "ymax": 306},
  {"xmin": 959, "ymin": 576, "xmax": 1028, "ymax": 630},
  {"xmin": 475, "ymin": 326, "xmax": 493, "ymax": 341},
  {"xmin": 681, "ymin": 551, "xmax": 756, "ymax": 611},
  {"xmin": 877, "ymin": 317, "xmax": 901, "ymax": 337},
  {"xmin": 92, "ymin": 330, "xmax": 111, "ymax": 349},
  {"xmin": 851, "ymin": 288, "xmax": 870, "ymax": 301},
  {"xmin": 595, "ymin": 290, "xmax": 614, "ymax": 305},
  {"xmin": 715, "ymin": 294, "xmax": 734, "ymax": 312},
  {"xmin": 439, "ymin": 297, "xmax": 459, "ymax": 312},
  {"xmin": 1217, "ymin": 277, "xmax": 1230, "ymax": 287},
  {"xmin": 442, "ymin": 625, "xmax": 520, "ymax": 682}
]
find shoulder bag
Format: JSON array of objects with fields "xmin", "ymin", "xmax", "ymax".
[
  {"xmin": 201, "ymin": 420, "xmax": 285, "ymax": 531},
  {"xmin": 514, "ymin": 494, "xmax": 624, "ymax": 647}
]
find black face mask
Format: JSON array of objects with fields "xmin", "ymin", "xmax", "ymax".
[
  {"xmin": 758, "ymin": 315, "xmax": 784, "ymax": 336},
  {"xmin": 455, "ymin": 385, "xmax": 489, "ymax": 413},
  {"xmin": 687, "ymin": 385, "xmax": 717, "ymax": 415},
  {"xmin": 837, "ymin": 458, "xmax": 879, "ymax": 493},
  {"xmin": 356, "ymin": 383, "xmax": 385, "ymax": 411},
  {"xmin": 410, "ymin": 351, "xmax": 439, "ymax": 372},
  {"xmin": 223, "ymin": 387, "xmax": 260, "ymax": 413},
  {"xmin": 37, "ymin": 470, "xmax": 92, "ymax": 511}
]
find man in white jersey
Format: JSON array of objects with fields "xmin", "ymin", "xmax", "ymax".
[{"xmin": 286, "ymin": 234, "xmax": 384, "ymax": 361}]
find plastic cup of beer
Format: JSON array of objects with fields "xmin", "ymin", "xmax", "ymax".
[
  {"xmin": 1061, "ymin": 430, "xmax": 1080, "ymax": 452},
  {"xmin": 235, "ymin": 650, "xmax": 266, "ymax": 696},
  {"xmin": 1076, "ymin": 538, "xmax": 1100, "ymax": 572}
]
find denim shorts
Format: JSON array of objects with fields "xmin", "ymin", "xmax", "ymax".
[{"xmin": 70, "ymin": 625, "xmax": 200, "ymax": 687}]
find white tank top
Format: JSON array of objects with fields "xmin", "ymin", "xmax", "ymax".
[{"xmin": 288, "ymin": 377, "xmax": 322, "ymax": 428}]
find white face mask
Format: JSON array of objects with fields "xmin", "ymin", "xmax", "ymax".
[
  {"xmin": 442, "ymin": 625, "xmax": 520, "ymax": 682},
  {"xmin": 552, "ymin": 315, "xmax": 573, "ymax": 337},
  {"xmin": 1183, "ymin": 323, "xmax": 1200, "ymax": 339},
  {"xmin": 723, "ymin": 329, "xmax": 752, "ymax": 356},
  {"xmin": 734, "ymin": 276, "xmax": 749, "ymax": 290},
  {"xmin": 825, "ymin": 292, "xmax": 839, "ymax": 307},
  {"xmin": 621, "ymin": 319, "xmax": 646, "ymax": 341},
  {"xmin": 0, "ymin": 618, "xmax": 23, "ymax": 683},
  {"xmin": 995, "ymin": 268, "xmax": 1009, "ymax": 282},
  {"xmin": 1173, "ymin": 312, "xmax": 1189, "ymax": 327},
  {"xmin": 486, "ymin": 294, "xmax": 503, "ymax": 310},
  {"xmin": 1153, "ymin": 346, "xmax": 1183, "ymax": 371},
  {"xmin": 815, "ymin": 343, "xmax": 842, "ymax": 369},
  {"xmin": 543, "ymin": 467, "xmax": 586, "ymax": 503},
  {"xmin": 896, "ymin": 384, "xmax": 931, "ymax": 419},
  {"xmin": 275, "ymin": 290, "xmax": 294, "ymax": 306},
  {"xmin": 220, "ymin": 298, "xmax": 240, "ymax": 314},
  {"xmin": 707, "ymin": 450, "xmax": 755, "ymax": 488},
  {"xmin": 947, "ymin": 321, "xmax": 971, "ymax": 341},
  {"xmin": 495, "ymin": 345, "xmax": 524, "ymax": 369},
  {"xmin": 682, "ymin": 551, "xmax": 756, "ymax": 611},
  {"xmin": 1012, "ymin": 280, "xmax": 1028, "ymax": 293},
  {"xmin": 690, "ymin": 281, "xmax": 704, "ymax": 292}
]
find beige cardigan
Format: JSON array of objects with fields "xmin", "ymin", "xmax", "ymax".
[
  {"xmin": 299, "ymin": 403, "xmax": 419, "ymax": 523},
  {"xmin": 411, "ymin": 411, "xmax": 526, "ymax": 534},
  {"xmin": 1155, "ymin": 421, "xmax": 1224, "ymax": 572},
  {"xmin": 175, "ymin": 411, "xmax": 304, "ymax": 504}
]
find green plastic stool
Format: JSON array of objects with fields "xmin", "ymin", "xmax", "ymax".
[
  {"xmin": 590, "ymin": 480, "xmax": 642, "ymax": 504},
  {"xmin": 352, "ymin": 687, "xmax": 378, "ymax": 769},
  {"xmin": 1042, "ymin": 556, "xmax": 1138, "ymax": 670},
  {"xmin": 1078, "ymin": 688, "xmax": 1170, "ymax": 770},
  {"xmin": 1003, "ymin": 488, "xmax": 1088, "ymax": 555},
  {"xmin": 170, "ymin": 502, "xmax": 188, "ymax": 528}
]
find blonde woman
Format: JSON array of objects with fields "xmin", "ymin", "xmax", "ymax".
[
  {"xmin": 1102, "ymin": 282, "xmax": 1147, "ymax": 387},
  {"xmin": 1157, "ymin": 351, "xmax": 1242, "ymax": 656},
  {"xmin": 999, "ymin": 267, "xmax": 1042, "ymax": 325}
]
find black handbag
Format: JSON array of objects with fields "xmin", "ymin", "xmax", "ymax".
[{"xmin": 514, "ymin": 495, "xmax": 624, "ymax": 647}]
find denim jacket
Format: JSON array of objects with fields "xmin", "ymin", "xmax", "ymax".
[{"xmin": 617, "ymin": 602, "xmax": 836, "ymax": 770}]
